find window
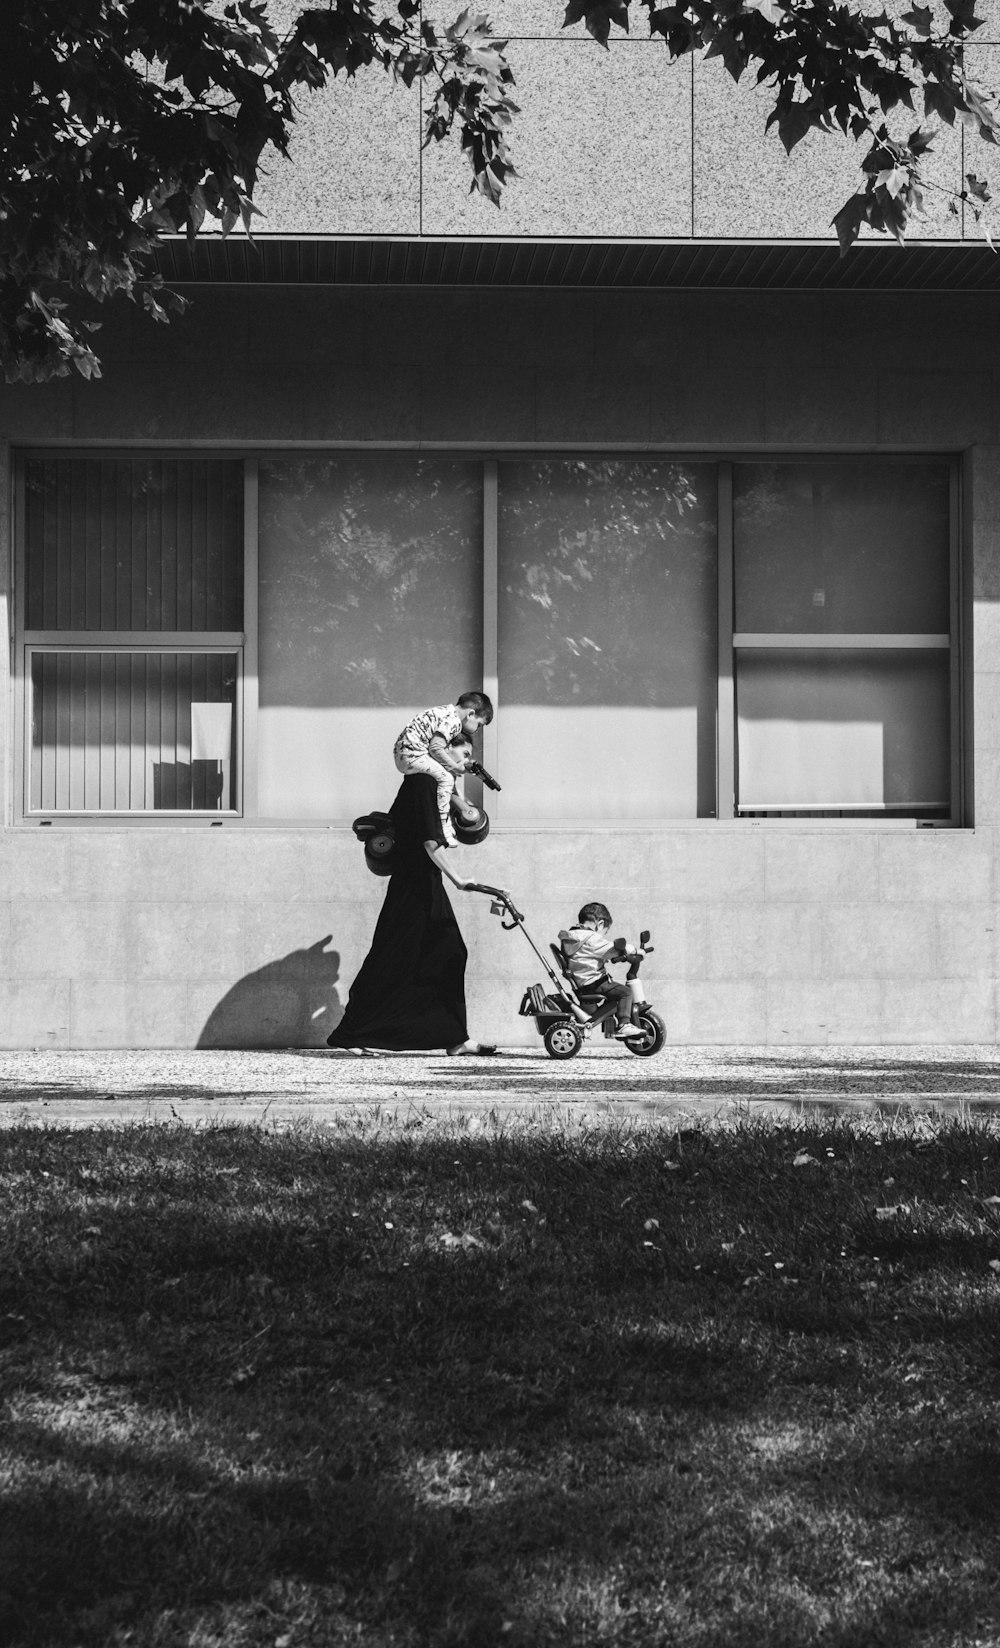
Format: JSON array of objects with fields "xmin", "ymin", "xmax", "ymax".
[
  {"xmin": 14, "ymin": 452, "xmax": 959, "ymax": 825},
  {"xmin": 497, "ymin": 460, "xmax": 718, "ymax": 820},
  {"xmin": 731, "ymin": 461, "xmax": 954, "ymax": 817},
  {"xmin": 256, "ymin": 455, "xmax": 483, "ymax": 820},
  {"xmin": 19, "ymin": 458, "xmax": 243, "ymax": 815}
]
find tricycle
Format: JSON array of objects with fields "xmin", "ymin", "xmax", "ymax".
[{"xmin": 468, "ymin": 885, "xmax": 666, "ymax": 1060}]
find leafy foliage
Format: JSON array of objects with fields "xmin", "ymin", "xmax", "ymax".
[
  {"xmin": 0, "ymin": 0, "xmax": 517, "ymax": 382},
  {"xmin": 2, "ymin": 0, "xmax": 998, "ymax": 385}
]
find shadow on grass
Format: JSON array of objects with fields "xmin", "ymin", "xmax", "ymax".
[{"xmin": 1, "ymin": 1122, "xmax": 999, "ymax": 1646}]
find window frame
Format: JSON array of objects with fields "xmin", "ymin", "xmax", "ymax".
[
  {"xmin": 14, "ymin": 452, "xmax": 252, "ymax": 825},
  {"xmin": 12, "ymin": 447, "xmax": 964, "ymax": 830}
]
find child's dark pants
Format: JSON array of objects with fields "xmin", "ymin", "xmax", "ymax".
[{"xmin": 585, "ymin": 976, "xmax": 631, "ymax": 1022}]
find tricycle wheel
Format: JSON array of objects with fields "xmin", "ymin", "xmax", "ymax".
[
  {"xmin": 543, "ymin": 1019, "xmax": 583, "ymax": 1060},
  {"xmin": 622, "ymin": 1009, "xmax": 665, "ymax": 1057}
]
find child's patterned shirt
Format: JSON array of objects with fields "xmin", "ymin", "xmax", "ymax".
[{"xmin": 394, "ymin": 704, "xmax": 464, "ymax": 761}]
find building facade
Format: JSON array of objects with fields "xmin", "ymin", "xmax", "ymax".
[{"xmin": 3, "ymin": 9, "xmax": 1000, "ymax": 1048}]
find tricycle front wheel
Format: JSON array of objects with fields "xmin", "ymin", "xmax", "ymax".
[{"xmin": 622, "ymin": 1009, "xmax": 666, "ymax": 1057}]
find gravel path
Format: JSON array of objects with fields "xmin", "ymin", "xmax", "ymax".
[{"xmin": 2, "ymin": 1045, "xmax": 1000, "ymax": 1127}]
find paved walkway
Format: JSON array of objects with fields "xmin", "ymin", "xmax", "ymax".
[{"xmin": 2, "ymin": 1045, "xmax": 1000, "ymax": 1127}]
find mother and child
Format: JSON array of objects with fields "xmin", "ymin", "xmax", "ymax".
[
  {"xmin": 326, "ymin": 692, "xmax": 500, "ymax": 1057},
  {"xmin": 326, "ymin": 689, "xmax": 638, "ymax": 1056}
]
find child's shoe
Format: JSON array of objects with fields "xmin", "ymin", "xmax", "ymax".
[
  {"xmin": 613, "ymin": 1021, "xmax": 637, "ymax": 1038},
  {"xmin": 443, "ymin": 821, "xmax": 459, "ymax": 847}
]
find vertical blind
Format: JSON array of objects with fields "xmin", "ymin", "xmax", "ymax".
[
  {"xmin": 30, "ymin": 652, "xmax": 238, "ymax": 812},
  {"xmin": 25, "ymin": 457, "xmax": 243, "ymax": 813},
  {"xmin": 24, "ymin": 458, "xmax": 243, "ymax": 631}
]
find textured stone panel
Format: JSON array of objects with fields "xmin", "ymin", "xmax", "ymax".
[
  {"xmin": 707, "ymin": 293, "xmax": 825, "ymax": 375},
  {"xmin": 821, "ymin": 293, "xmax": 996, "ymax": 375},
  {"xmin": 201, "ymin": 907, "xmax": 348, "ymax": 1047},
  {"xmin": 422, "ymin": 359, "xmax": 538, "ymax": 444},
  {"xmin": 253, "ymin": 71, "xmax": 420, "ymax": 235},
  {"xmin": 883, "ymin": 978, "xmax": 994, "ymax": 1041},
  {"xmin": 972, "ymin": 1, "xmax": 1000, "ymax": 40},
  {"xmin": 192, "ymin": 359, "xmax": 412, "ymax": 445},
  {"xmin": 0, "ymin": 380, "xmax": 74, "ymax": 440},
  {"xmin": 12, "ymin": 901, "xmax": 127, "ymax": 980},
  {"xmin": 764, "ymin": 366, "xmax": 879, "ymax": 446},
  {"xmin": 128, "ymin": 902, "xmax": 245, "ymax": 981},
  {"xmin": 649, "ymin": 365, "xmax": 766, "ymax": 445},
  {"xmin": 483, "ymin": 0, "xmax": 595, "ymax": 37},
  {"xmin": 643, "ymin": 904, "xmax": 710, "ymax": 978},
  {"xmin": 823, "ymin": 903, "xmax": 937, "ymax": 980},
  {"xmin": 975, "ymin": 747, "xmax": 1000, "ymax": 823},
  {"xmin": 534, "ymin": 356, "xmax": 650, "ymax": 443},
  {"xmin": 72, "ymin": 363, "xmax": 191, "ymax": 442},
  {"xmin": 694, "ymin": 55, "xmax": 962, "ymax": 240},
  {"xmin": 81, "ymin": 832, "xmax": 248, "ymax": 905},
  {"xmin": 248, "ymin": 288, "xmax": 368, "ymax": 367},
  {"xmin": 935, "ymin": 901, "xmax": 996, "ymax": 977},
  {"xmin": 973, "ymin": 600, "xmax": 1000, "ymax": 661},
  {"xmin": 0, "ymin": 980, "xmax": 71, "ymax": 1048},
  {"xmin": 0, "ymin": 832, "xmax": 72, "ymax": 901},
  {"xmin": 648, "ymin": 830, "xmax": 765, "ymax": 903},
  {"xmin": 666, "ymin": 979, "xmax": 767, "ymax": 1043},
  {"xmin": 878, "ymin": 831, "xmax": 994, "ymax": 903},
  {"xmin": 129, "ymin": 286, "xmax": 250, "ymax": 367},
  {"xmin": 705, "ymin": 903, "xmax": 825, "ymax": 980},
  {"xmin": 877, "ymin": 368, "xmax": 995, "ymax": 447},
  {"xmin": 515, "ymin": 832, "xmax": 653, "ymax": 903},
  {"xmin": 765, "ymin": 979, "xmax": 882, "ymax": 1045},
  {"xmin": 241, "ymin": 900, "xmax": 366, "ymax": 974},
  {"xmin": 69, "ymin": 979, "xmax": 129, "ymax": 1047},
  {"xmin": 295, "ymin": 832, "xmax": 377, "ymax": 902},
  {"xmin": 969, "ymin": 446, "xmax": 1000, "ymax": 603},
  {"xmin": 421, "ymin": 44, "xmax": 692, "ymax": 237},
  {"xmin": 764, "ymin": 834, "xmax": 879, "ymax": 904},
  {"xmin": 961, "ymin": 48, "xmax": 1000, "ymax": 239}
]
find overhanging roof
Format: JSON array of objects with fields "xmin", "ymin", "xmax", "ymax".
[{"xmin": 153, "ymin": 235, "xmax": 1000, "ymax": 290}]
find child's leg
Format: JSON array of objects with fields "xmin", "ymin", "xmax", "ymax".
[{"xmin": 589, "ymin": 978, "xmax": 632, "ymax": 1029}]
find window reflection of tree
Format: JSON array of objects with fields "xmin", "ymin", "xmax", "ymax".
[
  {"xmin": 499, "ymin": 460, "xmax": 717, "ymax": 708},
  {"xmin": 258, "ymin": 459, "xmax": 482, "ymax": 708},
  {"xmin": 733, "ymin": 463, "xmax": 950, "ymax": 635}
]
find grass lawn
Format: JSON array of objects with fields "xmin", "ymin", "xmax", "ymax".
[{"xmin": 1, "ymin": 1107, "xmax": 999, "ymax": 1648}]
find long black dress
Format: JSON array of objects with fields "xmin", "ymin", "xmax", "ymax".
[{"xmin": 326, "ymin": 774, "xmax": 469, "ymax": 1051}]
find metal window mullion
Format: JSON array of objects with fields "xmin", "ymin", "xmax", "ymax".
[
  {"xmin": 13, "ymin": 456, "xmax": 26, "ymax": 824},
  {"xmin": 240, "ymin": 457, "xmax": 258, "ymax": 820},
  {"xmin": 23, "ymin": 631, "xmax": 245, "ymax": 647},
  {"xmin": 717, "ymin": 462, "xmax": 734, "ymax": 820},
  {"xmin": 950, "ymin": 459, "xmax": 962, "ymax": 825},
  {"xmin": 482, "ymin": 459, "xmax": 499, "ymax": 813},
  {"xmin": 733, "ymin": 633, "xmax": 950, "ymax": 649}
]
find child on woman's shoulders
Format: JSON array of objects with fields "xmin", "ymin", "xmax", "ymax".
[{"xmin": 393, "ymin": 690, "xmax": 493, "ymax": 846}]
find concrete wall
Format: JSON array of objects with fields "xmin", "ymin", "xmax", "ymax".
[
  {"xmin": 2, "ymin": 282, "xmax": 1000, "ymax": 1047},
  {"xmin": 241, "ymin": 1, "xmax": 1000, "ymax": 242}
]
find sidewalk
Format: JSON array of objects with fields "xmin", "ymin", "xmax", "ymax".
[{"xmin": 2, "ymin": 1044, "xmax": 1000, "ymax": 1128}]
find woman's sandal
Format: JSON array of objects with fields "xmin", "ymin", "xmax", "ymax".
[{"xmin": 446, "ymin": 1042, "xmax": 498, "ymax": 1057}]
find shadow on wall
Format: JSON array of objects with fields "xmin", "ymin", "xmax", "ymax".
[{"xmin": 198, "ymin": 936, "xmax": 343, "ymax": 1049}]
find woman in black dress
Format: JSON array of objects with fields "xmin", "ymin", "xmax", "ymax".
[{"xmin": 326, "ymin": 774, "xmax": 497, "ymax": 1055}]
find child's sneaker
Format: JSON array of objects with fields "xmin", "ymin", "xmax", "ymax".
[
  {"xmin": 613, "ymin": 1021, "xmax": 636, "ymax": 1038},
  {"xmin": 443, "ymin": 821, "xmax": 459, "ymax": 847}
]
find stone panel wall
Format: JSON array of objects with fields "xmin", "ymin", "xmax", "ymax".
[{"xmin": 235, "ymin": 18, "xmax": 1000, "ymax": 242}]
